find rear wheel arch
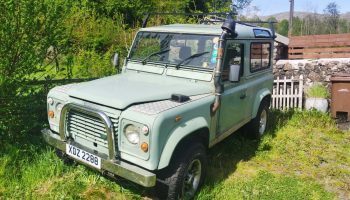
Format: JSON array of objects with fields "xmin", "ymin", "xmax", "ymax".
[
  {"xmin": 245, "ymin": 99, "xmax": 270, "ymax": 139},
  {"xmin": 252, "ymin": 89, "xmax": 271, "ymax": 118}
]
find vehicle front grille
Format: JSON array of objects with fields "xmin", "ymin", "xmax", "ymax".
[{"xmin": 67, "ymin": 110, "xmax": 119, "ymax": 151}]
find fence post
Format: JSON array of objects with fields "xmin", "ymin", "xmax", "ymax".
[{"xmin": 298, "ymin": 75, "xmax": 303, "ymax": 109}]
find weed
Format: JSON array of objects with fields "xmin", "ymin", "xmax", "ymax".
[{"xmin": 306, "ymin": 84, "xmax": 330, "ymax": 98}]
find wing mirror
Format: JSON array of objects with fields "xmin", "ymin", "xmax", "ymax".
[
  {"xmin": 229, "ymin": 64, "xmax": 240, "ymax": 82},
  {"xmin": 112, "ymin": 53, "xmax": 120, "ymax": 69}
]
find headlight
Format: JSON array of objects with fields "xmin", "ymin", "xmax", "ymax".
[{"xmin": 124, "ymin": 124, "xmax": 140, "ymax": 144}]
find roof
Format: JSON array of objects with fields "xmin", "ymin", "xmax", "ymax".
[
  {"xmin": 140, "ymin": 23, "xmax": 274, "ymax": 39},
  {"xmin": 275, "ymin": 33, "xmax": 289, "ymax": 45}
]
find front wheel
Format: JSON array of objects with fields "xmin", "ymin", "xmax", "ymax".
[
  {"xmin": 158, "ymin": 143, "xmax": 207, "ymax": 200},
  {"xmin": 245, "ymin": 100, "xmax": 269, "ymax": 139}
]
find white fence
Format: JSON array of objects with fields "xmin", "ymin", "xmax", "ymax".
[{"xmin": 271, "ymin": 75, "xmax": 304, "ymax": 110}]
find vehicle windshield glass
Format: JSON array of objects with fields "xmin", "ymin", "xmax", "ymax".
[{"xmin": 129, "ymin": 32, "xmax": 219, "ymax": 69}]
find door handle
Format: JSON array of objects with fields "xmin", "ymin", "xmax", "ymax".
[{"xmin": 240, "ymin": 93, "xmax": 246, "ymax": 99}]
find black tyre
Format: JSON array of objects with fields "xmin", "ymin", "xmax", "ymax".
[
  {"xmin": 158, "ymin": 142, "xmax": 207, "ymax": 200},
  {"xmin": 55, "ymin": 149, "xmax": 75, "ymax": 165},
  {"xmin": 245, "ymin": 100, "xmax": 269, "ymax": 139}
]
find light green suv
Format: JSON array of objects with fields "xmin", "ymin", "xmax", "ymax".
[{"xmin": 42, "ymin": 15, "xmax": 274, "ymax": 199}]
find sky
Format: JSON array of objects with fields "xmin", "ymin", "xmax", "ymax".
[{"xmin": 248, "ymin": 0, "xmax": 350, "ymax": 16}]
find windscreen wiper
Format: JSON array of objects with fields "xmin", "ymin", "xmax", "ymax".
[
  {"xmin": 142, "ymin": 49, "xmax": 170, "ymax": 65},
  {"xmin": 175, "ymin": 51, "xmax": 209, "ymax": 69}
]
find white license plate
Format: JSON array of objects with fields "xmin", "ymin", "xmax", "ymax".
[{"xmin": 66, "ymin": 144, "xmax": 101, "ymax": 169}]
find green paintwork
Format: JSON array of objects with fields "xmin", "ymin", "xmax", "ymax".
[
  {"xmin": 68, "ymin": 70, "xmax": 212, "ymax": 109},
  {"xmin": 43, "ymin": 22, "xmax": 274, "ymax": 186}
]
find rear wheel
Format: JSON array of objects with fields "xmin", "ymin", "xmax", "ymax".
[
  {"xmin": 245, "ymin": 100, "xmax": 269, "ymax": 139},
  {"xmin": 157, "ymin": 142, "xmax": 207, "ymax": 200}
]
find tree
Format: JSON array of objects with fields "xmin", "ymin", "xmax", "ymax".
[
  {"xmin": 0, "ymin": 0, "xmax": 69, "ymax": 140},
  {"xmin": 292, "ymin": 17, "xmax": 302, "ymax": 36},
  {"xmin": 277, "ymin": 19, "xmax": 289, "ymax": 36},
  {"xmin": 0, "ymin": 0, "xmax": 69, "ymax": 93},
  {"xmin": 203, "ymin": 0, "xmax": 252, "ymax": 13},
  {"xmin": 323, "ymin": 2, "xmax": 340, "ymax": 34}
]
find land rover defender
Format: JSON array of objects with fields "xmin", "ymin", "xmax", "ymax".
[{"xmin": 42, "ymin": 14, "xmax": 274, "ymax": 199}]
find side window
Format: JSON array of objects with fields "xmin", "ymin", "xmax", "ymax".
[
  {"xmin": 222, "ymin": 42, "xmax": 244, "ymax": 81},
  {"xmin": 250, "ymin": 43, "xmax": 271, "ymax": 72}
]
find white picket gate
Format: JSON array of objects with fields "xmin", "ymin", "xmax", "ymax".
[{"xmin": 271, "ymin": 75, "xmax": 304, "ymax": 110}]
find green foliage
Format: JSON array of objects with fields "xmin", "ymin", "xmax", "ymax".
[
  {"xmin": 73, "ymin": 49, "xmax": 116, "ymax": 78},
  {"xmin": 0, "ymin": 0, "xmax": 68, "ymax": 89},
  {"xmin": 0, "ymin": 0, "xmax": 69, "ymax": 141},
  {"xmin": 306, "ymin": 84, "xmax": 330, "ymax": 98},
  {"xmin": 277, "ymin": 19, "xmax": 289, "ymax": 36}
]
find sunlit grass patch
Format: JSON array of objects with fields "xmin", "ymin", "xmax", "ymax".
[
  {"xmin": 200, "ymin": 110, "xmax": 349, "ymax": 199},
  {"xmin": 199, "ymin": 171, "xmax": 335, "ymax": 200},
  {"xmin": 0, "ymin": 144, "xmax": 137, "ymax": 199}
]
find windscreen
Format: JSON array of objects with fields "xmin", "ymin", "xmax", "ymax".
[{"xmin": 129, "ymin": 32, "xmax": 219, "ymax": 70}]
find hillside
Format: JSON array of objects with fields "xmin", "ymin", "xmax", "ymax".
[{"xmin": 261, "ymin": 11, "xmax": 350, "ymax": 21}]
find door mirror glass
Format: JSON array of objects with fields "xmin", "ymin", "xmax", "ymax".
[
  {"xmin": 229, "ymin": 64, "xmax": 240, "ymax": 82},
  {"xmin": 112, "ymin": 53, "xmax": 119, "ymax": 68}
]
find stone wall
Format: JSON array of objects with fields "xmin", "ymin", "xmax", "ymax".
[{"xmin": 273, "ymin": 58, "xmax": 350, "ymax": 88}]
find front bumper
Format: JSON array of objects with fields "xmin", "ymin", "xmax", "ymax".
[{"xmin": 42, "ymin": 128, "xmax": 156, "ymax": 187}]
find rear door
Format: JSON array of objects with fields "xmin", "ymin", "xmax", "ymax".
[{"xmin": 244, "ymin": 41, "xmax": 274, "ymax": 117}]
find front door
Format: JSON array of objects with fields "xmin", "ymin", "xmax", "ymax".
[{"xmin": 218, "ymin": 41, "xmax": 250, "ymax": 134}]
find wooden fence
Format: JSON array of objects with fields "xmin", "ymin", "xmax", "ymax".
[
  {"xmin": 271, "ymin": 75, "xmax": 303, "ymax": 110},
  {"xmin": 288, "ymin": 33, "xmax": 350, "ymax": 59}
]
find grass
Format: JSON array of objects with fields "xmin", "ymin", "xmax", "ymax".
[
  {"xmin": 306, "ymin": 84, "xmax": 330, "ymax": 98},
  {"xmin": 1, "ymin": 110, "xmax": 349, "ymax": 199}
]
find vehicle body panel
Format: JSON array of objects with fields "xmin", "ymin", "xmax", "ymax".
[{"xmin": 68, "ymin": 71, "xmax": 212, "ymax": 110}]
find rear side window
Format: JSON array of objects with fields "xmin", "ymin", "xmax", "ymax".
[
  {"xmin": 254, "ymin": 29, "xmax": 271, "ymax": 38},
  {"xmin": 250, "ymin": 43, "xmax": 271, "ymax": 72}
]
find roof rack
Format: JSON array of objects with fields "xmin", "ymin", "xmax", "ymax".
[
  {"xmin": 141, "ymin": 12, "xmax": 277, "ymax": 39},
  {"xmin": 142, "ymin": 12, "xmax": 235, "ymax": 28}
]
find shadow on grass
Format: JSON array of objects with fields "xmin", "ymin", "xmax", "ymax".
[{"xmin": 199, "ymin": 109, "xmax": 296, "ymax": 194}]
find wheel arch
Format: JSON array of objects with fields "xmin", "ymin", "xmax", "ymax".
[
  {"xmin": 252, "ymin": 89, "xmax": 271, "ymax": 119},
  {"xmin": 157, "ymin": 118, "xmax": 209, "ymax": 170}
]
